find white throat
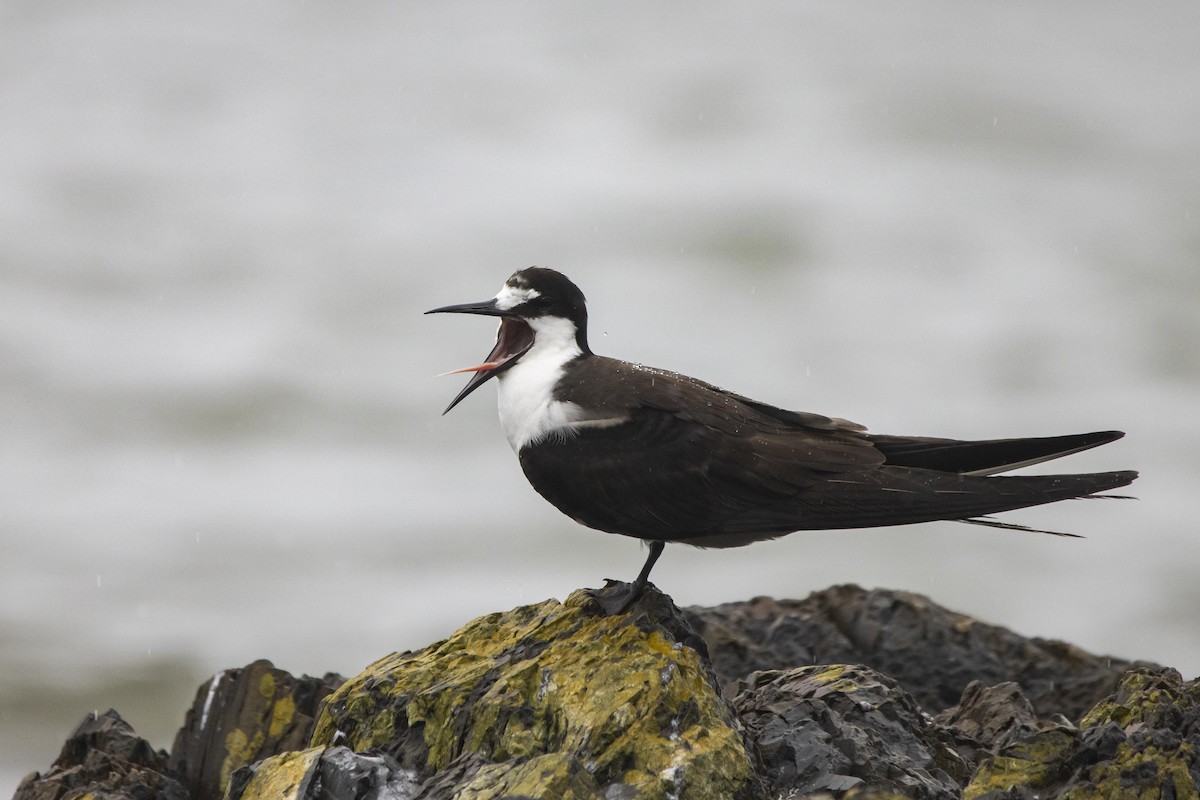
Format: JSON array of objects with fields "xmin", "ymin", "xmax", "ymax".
[{"xmin": 496, "ymin": 315, "xmax": 585, "ymax": 451}]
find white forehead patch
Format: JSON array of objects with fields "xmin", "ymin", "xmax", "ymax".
[{"xmin": 494, "ymin": 282, "xmax": 541, "ymax": 311}]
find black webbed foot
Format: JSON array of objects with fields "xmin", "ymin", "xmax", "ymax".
[
  {"xmin": 590, "ymin": 541, "xmax": 665, "ymax": 616},
  {"xmin": 591, "ymin": 578, "xmax": 649, "ymax": 616}
]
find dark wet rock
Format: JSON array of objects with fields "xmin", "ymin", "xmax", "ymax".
[
  {"xmin": 933, "ymin": 681, "xmax": 1043, "ymax": 767},
  {"xmin": 963, "ymin": 666, "xmax": 1200, "ymax": 798},
  {"xmin": 13, "ymin": 709, "xmax": 188, "ymax": 800},
  {"xmin": 314, "ymin": 746, "xmax": 421, "ymax": 799},
  {"xmin": 225, "ymin": 745, "xmax": 421, "ymax": 800},
  {"xmin": 15, "ymin": 587, "xmax": 1199, "ymax": 799},
  {"xmin": 168, "ymin": 658, "xmax": 345, "ymax": 800},
  {"xmin": 595, "ymin": 579, "xmax": 713, "ymax": 660},
  {"xmin": 728, "ymin": 664, "xmax": 968, "ymax": 799},
  {"xmin": 307, "ymin": 586, "xmax": 758, "ymax": 800},
  {"xmin": 685, "ymin": 584, "xmax": 1142, "ymax": 719}
]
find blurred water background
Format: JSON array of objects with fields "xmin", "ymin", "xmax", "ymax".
[{"xmin": 2, "ymin": 1, "xmax": 1198, "ymax": 793}]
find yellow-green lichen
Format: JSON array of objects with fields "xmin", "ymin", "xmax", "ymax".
[
  {"xmin": 312, "ymin": 592, "xmax": 754, "ymax": 800},
  {"xmin": 453, "ymin": 753, "xmax": 602, "ymax": 800},
  {"xmin": 268, "ymin": 694, "xmax": 296, "ymax": 739},
  {"xmin": 205, "ymin": 663, "xmax": 319, "ymax": 797},
  {"xmin": 1062, "ymin": 741, "xmax": 1200, "ymax": 800},
  {"xmin": 234, "ymin": 746, "xmax": 324, "ymax": 800},
  {"xmin": 966, "ymin": 669, "xmax": 1200, "ymax": 799},
  {"xmin": 807, "ymin": 664, "xmax": 864, "ymax": 695},
  {"xmin": 1081, "ymin": 668, "xmax": 1198, "ymax": 731},
  {"xmin": 963, "ymin": 728, "xmax": 1075, "ymax": 800},
  {"xmin": 222, "ymin": 727, "xmax": 267, "ymax": 793}
]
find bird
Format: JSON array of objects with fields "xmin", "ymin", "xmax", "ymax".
[{"xmin": 426, "ymin": 267, "xmax": 1137, "ymax": 613}]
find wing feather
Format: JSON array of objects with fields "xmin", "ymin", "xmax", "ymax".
[
  {"xmin": 519, "ymin": 405, "xmax": 1137, "ymax": 546},
  {"xmin": 524, "ymin": 356, "xmax": 1136, "ymax": 546}
]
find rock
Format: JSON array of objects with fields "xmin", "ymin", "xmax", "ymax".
[
  {"xmin": 963, "ymin": 666, "xmax": 1200, "ymax": 798},
  {"xmin": 14, "ymin": 586, "xmax": 1199, "ymax": 799},
  {"xmin": 13, "ymin": 708, "xmax": 188, "ymax": 800},
  {"xmin": 168, "ymin": 658, "xmax": 345, "ymax": 800},
  {"xmin": 933, "ymin": 681, "xmax": 1042, "ymax": 766},
  {"xmin": 224, "ymin": 745, "xmax": 421, "ymax": 800},
  {"xmin": 307, "ymin": 587, "xmax": 758, "ymax": 800},
  {"xmin": 225, "ymin": 746, "xmax": 326, "ymax": 800},
  {"xmin": 420, "ymin": 751, "xmax": 606, "ymax": 800},
  {"xmin": 727, "ymin": 664, "xmax": 968, "ymax": 799},
  {"xmin": 685, "ymin": 584, "xmax": 1141, "ymax": 719}
]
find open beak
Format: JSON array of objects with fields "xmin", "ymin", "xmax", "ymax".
[{"xmin": 425, "ymin": 300, "xmax": 535, "ymax": 414}]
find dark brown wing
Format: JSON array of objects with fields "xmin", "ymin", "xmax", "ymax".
[
  {"xmin": 564, "ymin": 358, "xmax": 1131, "ymax": 476},
  {"xmin": 526, "ymin": 356, "xmax": 1137, "ymax": 543},
  {"xmin": 518, "ymin": 406, "xmax": 851, "ymax": 542},
  {"xmin": 557, "ymin": 356, "xmax": 877, "ymax": 450},
  {"xmin": 518, "ymin": 405, "xmax": 1136, "ymax": 545}
]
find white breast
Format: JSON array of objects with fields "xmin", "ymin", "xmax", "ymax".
[{"xmin": 495, "ymin": 316, "xmax": 585, "ymax": 452}]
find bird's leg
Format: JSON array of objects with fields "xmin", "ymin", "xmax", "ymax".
[
  {"xmin": 594, "ymin": 540, "xmax": 665, "ymax": 615},
  {"xmin": 632, "ymin": 539, "xmax": 664, "ymax": 590}
]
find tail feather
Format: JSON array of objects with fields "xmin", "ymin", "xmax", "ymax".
[
  {"xmin": 718, "ymin": 468, "xmax": 1139, "ymax": 534},
  {"xmin": 957, "ymin": 517, "xmax": 1084, "ymax": 537},
  {"xmin": 869, "ymin": 430, "xmax": 1125, "ymax": 476}
]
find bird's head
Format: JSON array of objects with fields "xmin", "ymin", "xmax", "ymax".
[{"xmin": 426, "ymin": 267, "xmax": 590, "ymax": 414}]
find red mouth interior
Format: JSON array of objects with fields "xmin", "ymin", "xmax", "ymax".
[{"xmin": 445, "ymin": 318, "xmax": 534, "ymax": 374}]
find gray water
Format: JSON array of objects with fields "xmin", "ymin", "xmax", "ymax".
[{"xmin": 3, "ymin": 1, "xmax": 1198, "ymax": 793}]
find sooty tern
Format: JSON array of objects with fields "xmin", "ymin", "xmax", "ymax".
[{"xmin": 427, "ymin": 267, "xmax": 1137, "ymax": 613}]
